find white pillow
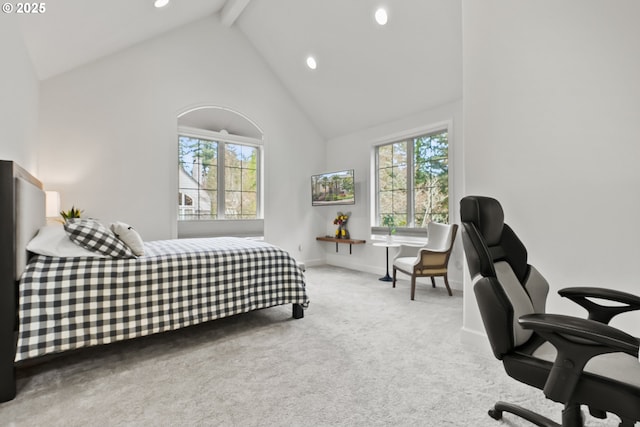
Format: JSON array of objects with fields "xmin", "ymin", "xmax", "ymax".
[
  {"xmin": 26, "ymin": 224, "xmax": 107, "ymax": 258},
  {"xmin": 110, "ymin": 221, "xmax": 144, "ymax": 256}
]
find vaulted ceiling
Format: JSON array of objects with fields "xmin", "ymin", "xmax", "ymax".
[{"xmin": 18, "ymin": 0, "xmax": 462, "ymax": 139}]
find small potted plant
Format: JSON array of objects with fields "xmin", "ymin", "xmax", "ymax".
[
  {"xmin": 60, "ymin": 206, "xmax": 83, "ymax": 223},
  {"xmin": 382, "ymin": 214, "xmax": 396, "ymax": 243}
]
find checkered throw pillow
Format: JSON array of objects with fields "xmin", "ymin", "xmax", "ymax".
[{"xmin": 64, "ymin": 219, "xmax": 135, "ymax": 258}]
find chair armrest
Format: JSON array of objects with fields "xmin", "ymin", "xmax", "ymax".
[
  {"xmin": 416, "ymin": 248, "xmax": 449, "ymax": 268},
  {"xmin": 558, "ymin": 287, "xmax": 640, "ymax": 324},
  {"xmin": 520, "ymin": 313, "xmax": 639, "ymax": 355},
  {"xmin": 418, "ymin": 247, "xmax": 447, "ymax": 255},
  {"xmin": 519, "ymin": 313, "xmax": 639, "ymax": 403}
]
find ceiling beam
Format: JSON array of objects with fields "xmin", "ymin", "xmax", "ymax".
[{"xmin": 220, "ymin": 0, "xmax": 252, "ymax": 27}]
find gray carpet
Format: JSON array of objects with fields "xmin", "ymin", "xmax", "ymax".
[{"xmin": 0, "ymin": 266, "xmax": 625, "ymax": 426}]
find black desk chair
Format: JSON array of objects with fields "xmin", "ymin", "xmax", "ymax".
[{"xmin": 459, "ymin": 195, "xmax": 640, "ymax": 427}]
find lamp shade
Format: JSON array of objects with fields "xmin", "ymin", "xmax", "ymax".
[{"xmin": 45, "ymin": 191, "xmax": 61, "ymax": 218}]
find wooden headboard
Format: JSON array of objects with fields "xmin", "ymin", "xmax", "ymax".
[{"xmin": 0, "ymin": 160, "xmax": 44, "ymax": 401}]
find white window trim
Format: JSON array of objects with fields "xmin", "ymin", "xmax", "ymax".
[
  {"xmin": 177, "ymin": 126, "xmax": 264, "ymax": 232},
  {"xmin": 179, "ymin": 126, "xmax": 263, "ymax": 147},
  {"xmin": 370, "ymin": 120, "xmax": 453, "ymax": 239}
]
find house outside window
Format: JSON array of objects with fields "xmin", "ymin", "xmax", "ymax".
[
  {"xmin": 373, "ymin": 126, "xmax": 449, "ymax": 236},
  {"xmin": 178, "ymin": 127, "xmax": 261, "ymax": 221}
]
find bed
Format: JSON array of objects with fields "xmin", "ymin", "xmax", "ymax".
[{"xmin": 0, "ymin": 160, "xmax": 309, "ymax": 402}]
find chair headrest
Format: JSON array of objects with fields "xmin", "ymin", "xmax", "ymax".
[
  {"xmin": 460, "ymin": 195, "xmax": 529, "ymax": 283},
  {"xmin": 460, "ymin": 196, "xmax": 504, "ymax": 246}
]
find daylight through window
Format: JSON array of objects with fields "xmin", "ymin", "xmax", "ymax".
[
  {"xmin": 178, "ymin": 132, "xmax": 260, "ymax": 221},
  {"xmin": 375, "ymin": 129, "xmax": 449, "ymax": 233}
]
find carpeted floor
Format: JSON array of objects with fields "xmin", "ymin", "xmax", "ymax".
[{"xmin": 0, "ymin": 266, "xmax": 627, "ymax": 426}]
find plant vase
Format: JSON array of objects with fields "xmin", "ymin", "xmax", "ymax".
[
  {"xmin": 333, "ymin": 211, "xmax": 350, "ymax": 240},
  {"xmin": 341, "ymin": 226, "xmax": 350, "ymax": 240}
]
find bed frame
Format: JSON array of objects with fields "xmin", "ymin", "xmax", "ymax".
[
  {"xmin": 0, "ymin": 160, "xmax": 304, "ymax": 403},
  {"xmin": 0, "ymin": 160, "xmax": 45, "ymax": 402}
]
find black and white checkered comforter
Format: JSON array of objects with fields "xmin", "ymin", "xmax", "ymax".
[{"xmin": 16, "ymin": 237, "xmax": 308, "ymax": 362}]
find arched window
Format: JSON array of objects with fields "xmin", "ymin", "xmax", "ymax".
[{"xmin": 177, "ymin": 107, "xmax": 264, "ymax": 238}]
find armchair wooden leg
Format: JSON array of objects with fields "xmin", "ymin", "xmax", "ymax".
[
  {"xmin": 444, "ymin": 274, "xmax": 452, "ymax": 296},
  {"xmin": 430, "ymin": 276, "xmax": 436, "ymax": 288},
  {"xmin": 411, "ymin": 276, "xmax": 416, "ymax": 300},
  {"xmin": 392, "ymin": 267, "xmax": 397, "ymax": 288}
]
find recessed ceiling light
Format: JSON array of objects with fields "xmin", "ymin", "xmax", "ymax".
[
  {"xmin": 154, "ymin": 0, "xmax": 169, "ymax": 8},
  {"xmin": 375, "ymin": 8, "xmax": 388, "ymax": 25},
  {"xmin": 306, "ymin": 56, "xmax": 317, "ymax": 70}
]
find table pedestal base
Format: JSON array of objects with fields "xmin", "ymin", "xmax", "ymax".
[{"xmin": 373, "ymin": 242, "xmax": 400, "ymax": 283}]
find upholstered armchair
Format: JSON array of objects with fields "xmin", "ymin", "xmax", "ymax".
[
  {"xmin": 460, "ymin": 195, "xmax": 640, "ymax": 427},
  {"xmin": 392, "ymin": 222, "xmax": 458, "ymax": 299}
]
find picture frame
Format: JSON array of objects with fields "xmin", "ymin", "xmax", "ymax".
[{"xmin": 311, "ymin": 169, "xmax": 355, "ymax": 206}]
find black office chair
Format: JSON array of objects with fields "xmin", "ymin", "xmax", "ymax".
[{"xmin": 459, "ymin": 195, "xmax": 640, "ymax": 427}]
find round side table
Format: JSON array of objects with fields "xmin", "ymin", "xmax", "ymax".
[{"xmin": 372, "ymin": 242, "xmax": 401, "ymax": 282}]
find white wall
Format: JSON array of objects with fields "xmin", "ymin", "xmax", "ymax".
[
  {"xmin": 462, "ymin": 0, "xmax": 640, "ymax": 344},
  {"xmin": 0, "ymin": 18, "xmax": 39, "ymax": 172},
  {"xmin": 320, "ymin": 100, "xmax": 465, "ymax": 289},
  {"xmin": 36, "ymin": 15, "xmax": 327, "ymax": 261}
]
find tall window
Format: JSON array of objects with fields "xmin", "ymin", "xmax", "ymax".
[
  {"xmin": 178, "ymin": 129, "xmax": 260, "ymax": 221},
  {"xmin": 375, "ymin": 128, "xmax": 449, "ymax": 232}
]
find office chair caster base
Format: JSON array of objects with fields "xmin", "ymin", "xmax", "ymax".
[
  {"xmin": 488, "ymin": 408, "xmax": 501, "ymax": 420},
  {"xmin": 489, "ymin": 401, "xmax": 561, "ymax": 427}
]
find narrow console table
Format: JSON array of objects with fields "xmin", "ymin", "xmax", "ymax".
[{"xmin": 316, "ymin": 236, "xmax": 366, "ymax": 254}]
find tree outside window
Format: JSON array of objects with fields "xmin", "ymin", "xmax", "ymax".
[
  {"xmin": 178, "ymin": 135, "xmax": 260, "ymax": 220},
  {"xmin": 224, "ymin": 143, "xmax": 258, "ymax": 219},
  {"xmin": 376, "ymin": 129, "xmax": 448, "ymax": 231}
]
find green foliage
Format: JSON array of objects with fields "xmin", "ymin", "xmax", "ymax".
[
  {"xmin": 377, "ymin": 130, "xmax": 449, "ymax": 227},
  {"xmin": 60, "ymin": 206, "xmax": 83, "ymax": 222},
  {"xmin": 179, "ymin": 136, "xmax": 218, "ymax": 190},
  {"xmin": 179, "ymin": 136, "xmax": 259, "ymax": 219},
  {"xmin": 382, "ymin": 214, "xmax": 396, "ymax": 235},
  {"xmin": 224, "ymin": 143, "xmax": 258, "ymax": 218}
]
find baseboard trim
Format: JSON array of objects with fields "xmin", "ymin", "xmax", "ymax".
[
  {"xmin": 302, "ymin": 258, "xmax": 326, "ymax": 268},
  {"xmin": 322, "ymin": 256, "xmax": 463, "ymax": 291},
  {"xmin": 460, "ymin": 326, "xmax": 493, "ymax": 357}
]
